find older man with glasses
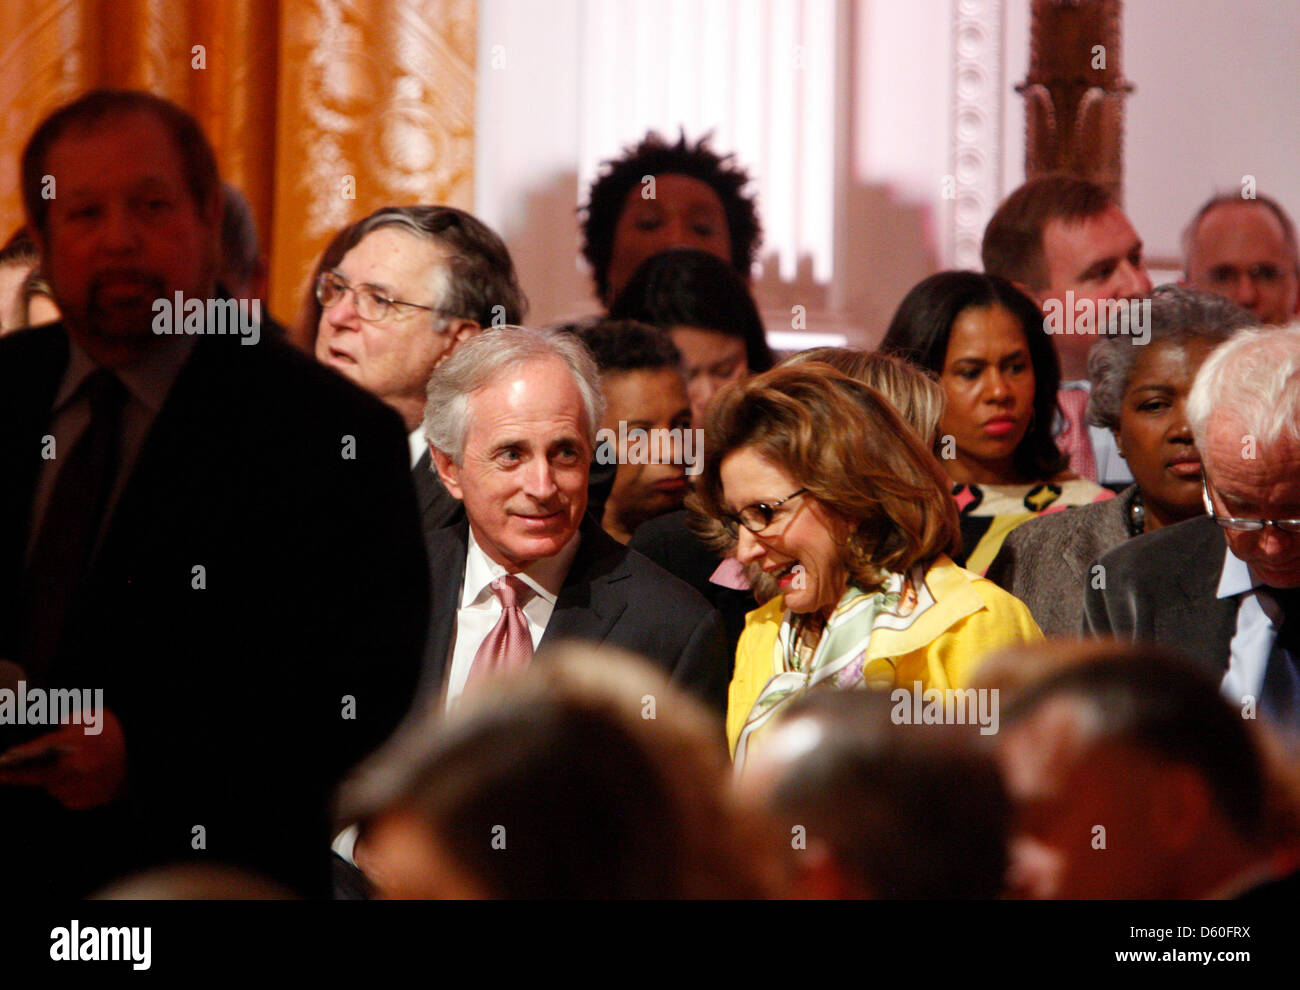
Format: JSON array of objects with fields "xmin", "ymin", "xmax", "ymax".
[
  {"xmin": 313, "ymin": 205, "xmax": 527, "ymax": 532},
  {"xmin": 1085, "ymin": 325, "xmax": 1300, "ymax": 731}
]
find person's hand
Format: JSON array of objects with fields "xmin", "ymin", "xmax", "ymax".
[{"xmin": 0, "ymin": 708, "xmax": 127, "ymax": 810}]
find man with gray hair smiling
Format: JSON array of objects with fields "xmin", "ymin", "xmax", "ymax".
[
  {"xmin": 417, "ymin": 325, "xmax": 731, "ymax": 714},
  {"xmin": 1084, "ymin": 323, "xmax": 1300, "ymax": 731}
]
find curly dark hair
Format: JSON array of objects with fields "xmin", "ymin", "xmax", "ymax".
[
  {"xmin": 880, "ymin": 270, "xmax": 1068, "ymax": 482},
  {"xmin": 580, "ymin": 131, "xmax": 762, "ymax": 303}
]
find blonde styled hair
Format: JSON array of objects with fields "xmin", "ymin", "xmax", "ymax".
[{"xmin": 782, "ymin": 347, "xmax": 945, "ymax": 447}]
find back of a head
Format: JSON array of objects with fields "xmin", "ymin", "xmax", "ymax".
[
  {"xmin": 782, "ymin": 347, "xmax": 945, "ymax": 447},
  {"xmin": 765, "ymin": 691, "xmax": 1010, "ymax": 898},
  {"xmin": 348, "ymin": 648, "xmax": 765, "ymax": 898},
  {"xmin": 608, "ymin": 247, "xmax": 775, "ymax": 373},
  {"xmin": 1004, "ymin": 649, "xmax": 1267, "ymax": 845},
  {"xmin": 981, "ymin": 174, "xmax": 1115, "ymax": 289}
]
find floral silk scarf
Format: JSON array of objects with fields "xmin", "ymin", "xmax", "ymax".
[{"xmin": 733, "ymin": 565, "xmax": 935, "ymax": 771}]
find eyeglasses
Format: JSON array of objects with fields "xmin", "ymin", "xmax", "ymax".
[
  {"xmin": 1201, "ymin": 476, "xmax": 1300, "ymax": 534},
  {"xmin": 721, "ymin": 488, "xmax": 808, "ymax": 536},
  {"xmin": 316, "ymin": 270, "xmax": 440, "ymax": 323}
]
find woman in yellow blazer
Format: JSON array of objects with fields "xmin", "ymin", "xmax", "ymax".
[{"xmin": 689, "ymin": 364, "xmax": 1042, "ymax": 767}]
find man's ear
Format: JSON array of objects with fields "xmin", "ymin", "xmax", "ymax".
[
  {"xmin": 431, "ymin": 319, "xmax": 481, "ymax": 370},
  {"xmin": 449, "ymin": 318, "xmax": 481, "ymax": 344},
  {"xmin": 430, "ymin": 446, "xmax": 464, "ymax": 501}
]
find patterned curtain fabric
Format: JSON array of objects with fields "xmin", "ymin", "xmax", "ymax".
[{"xmin": 0, "ymin": 0, "xmax": 476, "ymax": 344}]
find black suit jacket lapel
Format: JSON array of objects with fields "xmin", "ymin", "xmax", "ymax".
[
  {"xmin": 1171, "ymin": 518, "xmax": 1236, "ymax": 675},
  {"xmin": 539, "ymin": 517, "xmax": 629, "ymax": 650},
  {"xmin": 420, "ymin": 520, "xmax": 469, "ymax": 696}
]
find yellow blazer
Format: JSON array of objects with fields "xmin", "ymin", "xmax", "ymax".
[{"xmin": 726, "ymin": 554, "xmax": 1043, "ymax": 756}]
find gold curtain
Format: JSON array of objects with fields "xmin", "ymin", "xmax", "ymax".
[{"xmin": 0, "ymin": 0, "xmax": 476, "ymax": 343}]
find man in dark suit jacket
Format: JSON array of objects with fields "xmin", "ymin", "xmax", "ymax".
[
  {"xmin": 417, "ymin": 325, "xmax": 731, "ymax": 716},
  {"xmin": 1084, "ymin": 325, "xmax": 1300, "ymax": 728},
  {"xmin": 1082, "ymin": 514, "xmax": 1236, "ymax": 677},
  {"xmin": 423, "ymin": 514, "xmax": 729, "ymax": 711},
  {"xmin": 0, "ymin": 91, "xmax": 428, "ymax": 898}
]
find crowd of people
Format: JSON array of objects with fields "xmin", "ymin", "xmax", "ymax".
[{"xmin": 1, "ymin": 88, "xmax": 1299, "ymax": 901}]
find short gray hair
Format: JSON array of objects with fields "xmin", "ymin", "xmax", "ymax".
[
  {"xmin": 1086, "ymin": 285, "xmax": 1254, "ymax": 432},
  {"xmin": 1187, "ymin": 323, "xmax": 1300, "ymax": 452},
  {"xmin": 423, "ymin": 325, "xmax": 606, "ymax": 463}
]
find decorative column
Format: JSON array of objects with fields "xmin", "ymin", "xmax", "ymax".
[{"xmin": 1015, "ymin": 0, "xmax": 1131, "ymax": 203}]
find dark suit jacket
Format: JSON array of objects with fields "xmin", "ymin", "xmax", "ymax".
[
  {"xmin": 0, "ymin": 324, "xmax": 429, "ymax": 898},
  {"xmin": 420, "ymin": 515, "xmax": 731, "ymax": 713},
  {"xmin": 628, "ymin": 509, "xmax": 755, "ymax": 656},
  {"xmin": 1082, "ymin": 514, "xmax": 1236, "ymax": 678},
  {"xmin": 987, "ymin": 486, "xmax": 1137, "ymax": 636}
]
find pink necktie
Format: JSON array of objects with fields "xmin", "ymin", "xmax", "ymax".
[
  {"xmin": 1055, "ymin": 388, "xmax": 1098, "ymax": 482},
  {"xmin": 467, "ymin": 575, "xmax": 534, "ymax": 687}
]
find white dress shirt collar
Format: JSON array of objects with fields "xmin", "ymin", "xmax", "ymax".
[
  {"xmin": 408, "ymin": 428, "xmax": 427, "ymax": 470},
  {"xmin": 461, "ymin": 526, "xmax": 581, "ymax": 610}
]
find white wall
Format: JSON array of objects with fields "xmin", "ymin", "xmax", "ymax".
[
  {"xmin": 475, "ymin": 0, "xmax": 1300, "ymax": 345},
  {"xmin": 1123, "ymin": 0, "xmax": 1300, "ymax": 269}
]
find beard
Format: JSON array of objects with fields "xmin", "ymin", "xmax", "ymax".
[{"xmin": 80, "ymin": 268, "xmax": 169, "ymax": 339}]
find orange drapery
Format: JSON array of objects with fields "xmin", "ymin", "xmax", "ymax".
[{"xmin": 0, "ymin": 0, "xmax": 476, "ymax": 344}]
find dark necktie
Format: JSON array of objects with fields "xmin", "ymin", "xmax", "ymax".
[
  {"xmin": 18, "ymin": 369, "xmax": 128, "ymax": 682},
  {"xmin": 1260, "ymin": 587, "xmax": 1300, "ymax": 729}
]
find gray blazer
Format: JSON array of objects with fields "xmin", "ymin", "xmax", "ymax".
[{"xmin": 986, "ymin": 486, "xmax": 1138, "ymax": 636}]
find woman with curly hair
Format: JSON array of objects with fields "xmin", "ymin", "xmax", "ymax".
[{"xmin": 580, "ymin": 130, "xmax": 762, "ymax": 306}]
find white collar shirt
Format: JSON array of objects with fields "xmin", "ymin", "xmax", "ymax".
[{"xmin": 443, "ymin": 527, "xmax": 581, "ymax": 709}]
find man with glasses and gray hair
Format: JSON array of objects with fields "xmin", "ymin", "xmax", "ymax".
[
  {"xmin": 314, "ymin": 205, "xmax": 526, "ymax": 530},
  {"xmin": 1085, "ymin": 324, "xmax": 1300, "ymax": 731}
]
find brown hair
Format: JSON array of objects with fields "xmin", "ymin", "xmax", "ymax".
[
  {"xmin": 689, "ymin": 364, "xmax": 960, "ymax": 596},
  {"xmin": 981, "ymin": 174, "xmax": 1115, "ymax": 289}
]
